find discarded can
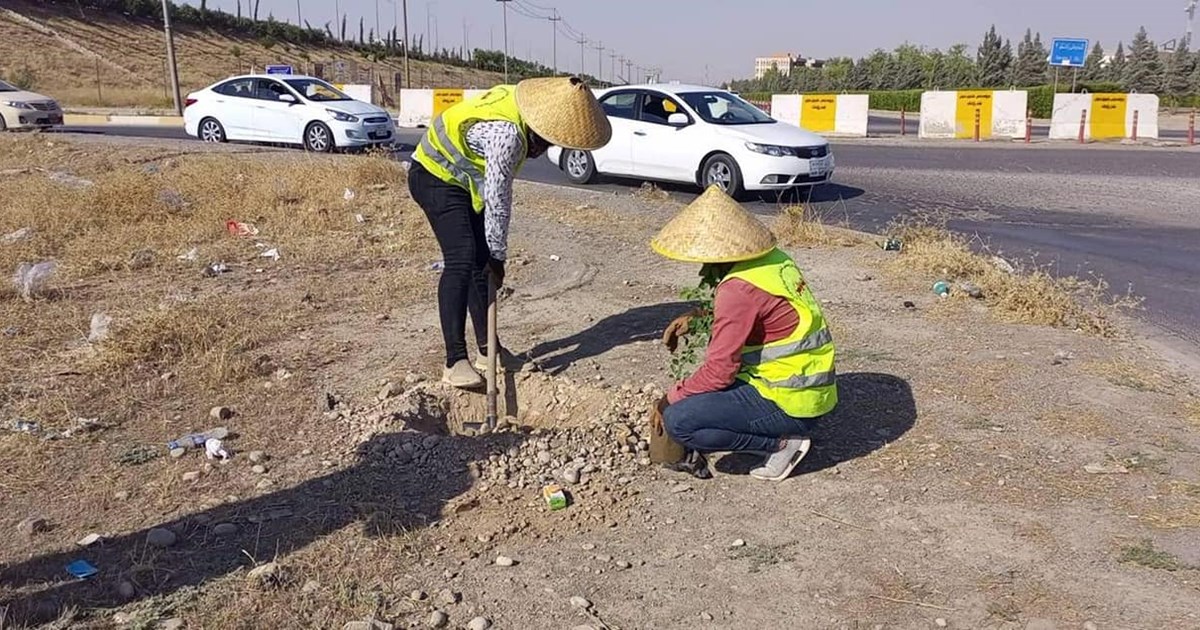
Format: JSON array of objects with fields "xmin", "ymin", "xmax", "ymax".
[
  {"xmin": 879, "ymin": 238, "xmax": 903, "ymax": 251},
  {"xmin": 932, "ymin": 280, "xmax": 951, "ymax": 297},
  {"xmin": 542, "ymin": 484, "xmax": 567, "ymax": 511}
]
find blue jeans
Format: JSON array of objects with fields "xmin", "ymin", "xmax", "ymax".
[{"xmin": 663, "ymin": 381, "xmax": 814, "ymax": 453}]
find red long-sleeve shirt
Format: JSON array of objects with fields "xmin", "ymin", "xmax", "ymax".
[{"xmin": 667, "ymin": 278, "xmax": 800, "ymax": 405}]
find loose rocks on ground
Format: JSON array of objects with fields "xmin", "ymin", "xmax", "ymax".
[
  {"xmin": 466, "ymin": 618, "xmax": 492, "ymax": 630},
  {"xmin": 427, "ymin": 611, "xmax": 449, "ymax": 628},
  {"xmin": 146, "ymin": 528, "xmax": 177, "ymax": 548}
]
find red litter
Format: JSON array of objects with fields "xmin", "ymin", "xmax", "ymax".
[{"xmin": 226, "ymin": 220, "xmax": 260, "ymax": 237}]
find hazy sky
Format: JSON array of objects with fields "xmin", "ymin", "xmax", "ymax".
[{"xmin": 185, "ymin": 1, "xmax": 1191, "ymax": 83}]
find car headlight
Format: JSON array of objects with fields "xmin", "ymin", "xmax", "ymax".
[
  {"xmin": 744, "ymin": 142, "xmax": 795, "ymax": 157},
  {"xmin": 326, "ymin": 109, "xmax": 359, "ymax": 123},
  {"xmin": 2, "ymin": 101, "xmax": 35, "ymax": 110}
]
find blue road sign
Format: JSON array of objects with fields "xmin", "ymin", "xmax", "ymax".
[
  {"xmin": 265, "ymin": 64, "xmax": 294, "ymax": 75},
  {"xmin": 1050, "ymin": 38, "xmax": 1089, "ymax": 67}
]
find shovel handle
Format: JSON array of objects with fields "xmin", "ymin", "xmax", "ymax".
[{"xmin": 485, "ymin": 274, "xmax": 499, "ymax": 429}]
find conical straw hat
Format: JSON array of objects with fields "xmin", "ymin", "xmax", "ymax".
[
  {"xmin": 650, "ymin": 186, "xmax": 777, "ymax": 263},
  {"xmin": 515, "ymin": 76, "xmax": 612, "ymax": 150}
]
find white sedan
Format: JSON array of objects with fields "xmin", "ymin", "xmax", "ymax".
[
  {"xmin": 183, "ymin": 74, "xmax": 395, "ymax": 152},
  {"xmin": 548, "ymin": 84, "xmax": 833, "ymax": 198},
  {"xmin": 0, "ymin": 80, "xmax": 63, "ymax": 131}
]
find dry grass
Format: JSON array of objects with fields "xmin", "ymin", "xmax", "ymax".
[
  {"xmin": 883, "ymin": 220, "xmax": 1139, "ymax": 336},
  {"xmin": 0, "ymin": 1, "xmax": 504, "ymax": 109},
  {"xmin": 0, "ymin": 133, "xmax": 436, "ymax": 435},
  {"xmin": 1084, "ymin": 359, "xmax": 1178, "ymax": 394},
  {"xmin": 772, "ymin": 203, "xmax": 864, "ymax": 248}
]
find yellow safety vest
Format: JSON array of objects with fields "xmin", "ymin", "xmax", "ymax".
[
  {"xmin": 725, "ymin": 248, "xmax": 838, "ymax": 418},
  {"xmin": 413, "ymin": 85, "xmax": 528, "ymax": 213}
]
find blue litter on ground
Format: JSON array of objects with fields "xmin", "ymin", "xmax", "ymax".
[{"xmin": 66, "ymin": 559, "xmax": 98, "ymax": 579}]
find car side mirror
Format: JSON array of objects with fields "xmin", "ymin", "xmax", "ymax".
[
  {"xmin": 278, "ymin": 94, "xmax": 297, "ymax": 104},
  {"xmin": 667, "ymin": 112, "xmax": 689, "ymax": 127}
]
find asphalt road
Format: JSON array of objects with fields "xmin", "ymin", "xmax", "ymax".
[
  {"xmin": 54, "ymin": 125, "xmax": 1200, "ymax": 349},
  {"xmin": 62, "ymin": 117, "xmax": 1192, "ymax": 142}
]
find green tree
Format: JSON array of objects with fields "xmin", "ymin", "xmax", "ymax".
[
  {"xmin": 892, "ymin": 44, "xmax": 925, "ymax": 89},
  {"xmin": 1010, "ymin": 29, "xmax": 1046, "ymax": 86},
  {"xmin": 1124, "ymin": 27, "xmax": 1162, "ymax": 92},
  {"xmin": 976, "ymin": 25, "xmax": 1010, "ymax": 87},
  {"xmin": 847, "ymin": 58, "xmax": 870, "ymax": 90},
  {"xmin": 1164, "ymin": 40, "xmax": 1195, "ymax": 98},
  {"xmin": 943, "ymin": 43, "xmax": 977, "ymax": 87},
  {"xmin": 1109, "ymin": 41, "xmax": 1127, "ymax": 84},
  {"xmin": 1082, "ymin": 41, "xmax": 1106, "ymax": 82},
  {"xmin": 340, "ymin": 15, "xmax": 347, "ymax": 41},
  {"xmin": 922, "ymin": 48, "xmax": 946, "ymax": 89},
  {"xmin": 1191, "ymin": 51, "xmax": 1200, "ymax": 93}
]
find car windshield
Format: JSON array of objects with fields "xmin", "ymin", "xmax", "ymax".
[
  {"xmin": 677, "ymin": 91, "xmax": 775, "ymax": 125},
  {"xmin": 0, "ymin": 80, "xmax": 18, "ymax": 92},
  {"xmin": 284, "ymin": 78, "xmax": 351, "ymax": 101}
]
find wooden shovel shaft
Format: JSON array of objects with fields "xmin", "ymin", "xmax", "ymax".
[{"xmin": 485, "ymin": 274, "xmax": 498, "ymax": 429}]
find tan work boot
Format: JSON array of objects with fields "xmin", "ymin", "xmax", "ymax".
[{"xmin": 442, "ymin": 359, "xmax": 484, "ymax": 388}]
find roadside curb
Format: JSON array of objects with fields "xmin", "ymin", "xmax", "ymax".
[{"xmin": 63, "ymin": 114, "xmax": 184, "ymax": 127}]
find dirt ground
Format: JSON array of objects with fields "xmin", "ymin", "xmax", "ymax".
[{"xmin": 1, "ymin": 135, "xmax": 1199, "ymax": 630}]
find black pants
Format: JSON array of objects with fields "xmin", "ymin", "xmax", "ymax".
[{"xmin": 408, "ymin": 162, "xmax": 492, "ymax": 368}]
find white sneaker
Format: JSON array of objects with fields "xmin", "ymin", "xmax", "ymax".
[
  {"xmin": 442, "ymin": 359, "xmax": 484, "ymax": 388},
  {"xmin": 749, "ymin": 437, "xmax": 812, "ymax": 481}
]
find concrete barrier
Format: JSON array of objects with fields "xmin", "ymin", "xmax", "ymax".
[
  {"xmin": 394, "ymin": 88, "xmax": 487, "ymax": 127},
  {"xmin": 332, "ymin": 83, "xmax": 373, "ymax": 105},
  {"xmin": 1048, "ymin": 93, "xmax": 1159, "ymax": 141},
  {"xmin": 769, "ymin": 94, "xmax": 870, "ymax": 137},
  {"xmin": 918, "ymin": 90, "xmax": 1028, "ymax": 140}
]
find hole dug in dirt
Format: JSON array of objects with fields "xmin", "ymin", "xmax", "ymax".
[{"xmin": 344, "ymin": 372, "xmax": 666, "ymax": 495}]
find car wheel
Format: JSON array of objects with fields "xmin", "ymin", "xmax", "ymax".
[
  {"xmin": 561, "ymin": 149, "xmax": 598, "ymax": 184},
  {"xmin": 198, "ymin": 117, "xmax": 225, "ymax": 143},
  {"xmin": 0, "ymin": 113, "xmax": 8, "ymax": 132},
  {"xmin": 701, "ymin": 153, "xmax": 744, "ymax": 199},
  {"xmin": 304, "ymin": 122, "xmax": 334, "ymax": 153}
]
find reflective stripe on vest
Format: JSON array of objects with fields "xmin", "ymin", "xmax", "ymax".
[
  {"xmin": 760, "ymin": 368, "xmax": 837, "ymax": 390},
  {"xmin": 724, "ymin": 248, "xmax": 838, "ymax": 418},
  {"xmin": 741, "ymin": 327, "xmax": 833, "ymax": 366},
  {"xmin": 412, "ymin": 85, "xmax": 526, "ymax": 213},
  {"xmin": 418, "ymin": 117, "xmax": 486, "ymax": 195}
]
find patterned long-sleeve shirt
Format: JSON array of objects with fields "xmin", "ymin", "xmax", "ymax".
[{"xmin": 464, "ymin": 120, "xmax": 526, "ymax": 261}]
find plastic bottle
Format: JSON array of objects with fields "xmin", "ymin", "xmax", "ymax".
[
  {"xmin": 168, "ymin": 427, "xmax": 229, "ymax": 457},
  {"xmin": 932, "ymin": 280, "xmax": 951, "ymax": 298}
]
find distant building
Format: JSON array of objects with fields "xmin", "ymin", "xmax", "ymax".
[
  {"xmin": 754, "ymin": 53, "xmax": 826, "ymax": 78},
  {"xmin": 754, "ymin": 53, "xmax": 795, "ymax": 78}
]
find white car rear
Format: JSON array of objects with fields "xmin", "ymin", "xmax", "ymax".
[
  {"xmin": 183, "ymin": 74, "xmax": 395, "ymax": 151},
  {"xmin": 547, "ymin": 84, "xmax": 833, "ymax": 198},
  {"xmin": 0, "ymin": 80, "xmax": 63, "ymax": 131}
]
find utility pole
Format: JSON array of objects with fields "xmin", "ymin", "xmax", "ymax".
[
  {"xmin": 578, "ymin": 36, "xmax": 586, "ymax": 77},
  {"xmin": 593, "ymin": 40, "xmax": 604, "ymax": 83},
  {"xmin": 497, "ymin": 0, "xmax": 511, "ymax": 83},
  {"xmin": 610, "ymin": 51, "xmax": 618, "ymax": 84},
  {"xmin": 296, "ymin": 0, "xmax": 301, "ymax": 25},
  {"xmin": 462, "ymin": 18, "xmax": 468, "ymax": 62},
  {"xmin": 159, "ymin": 0, "xmax": 182, "ymax": 115},
  {"xmin": 375, "ymin": 0, "xmax": 380, "ymax": 41},
  {"xmin": 626, "ymin": 59, "xmax": 633, "ymax": 84},
  {"xmin": 402, "ymin": 0, "xmax": 410, "ymax": 87},
  {"xmin": 549, "ymin": 10, "xmax": 561, "ymax": 75},
  {"xmin": 426, "ymin": 2, "xmax": 433, "ymax": 55},
  {"xmin": 334, "ymin": 0, "xmax": 340, "ymax": 40}
]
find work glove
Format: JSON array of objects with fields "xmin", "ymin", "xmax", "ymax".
[
  {"xmin": 487, "ymin": 257, "xmax": 506, "ymax": 289},
  {"xmin": 662, "ymin": 309, "xmax": 705, "ymax": 353}
]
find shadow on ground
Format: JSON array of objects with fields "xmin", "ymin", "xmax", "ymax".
[
  {"xmin": 525, "ymin": 301, "xmax": 692, "ymax": 374},
  {"xmin": 0, "ymin": 425, "xmax": 526, "ymax": 627},
  {"xmin": 715, "ymin": 372, "xmax": 917, "ymax": 476}
]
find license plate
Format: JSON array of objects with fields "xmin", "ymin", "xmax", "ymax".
[
  {"xmin": 809, "ymin": 157, "xmax": 828, "ymax": 176},
  {"xmin": 369, "ymin": 130, "xmax": 392, "ymax": 140}
]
